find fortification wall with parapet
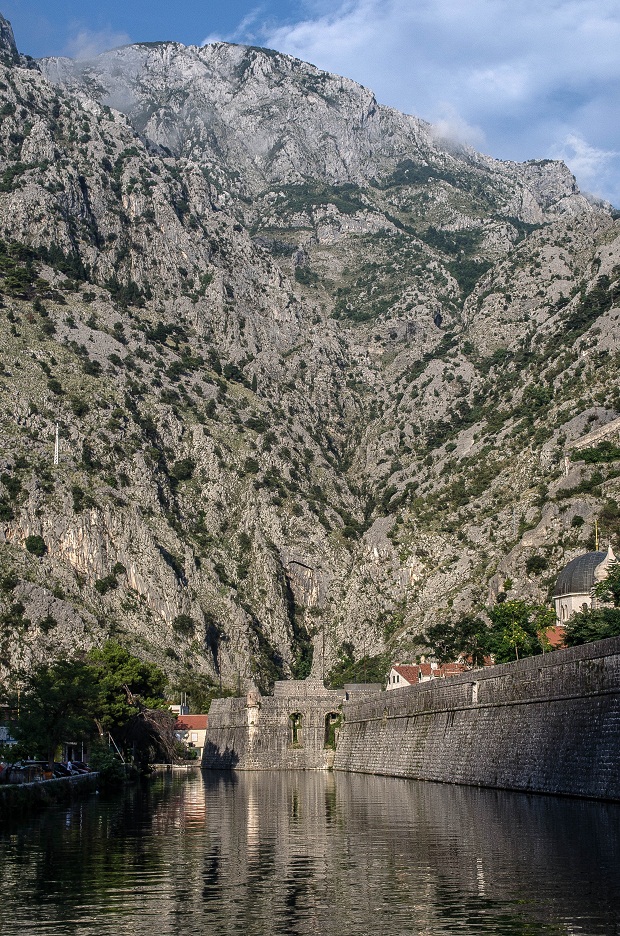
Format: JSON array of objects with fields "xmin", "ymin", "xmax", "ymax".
[
  {"xmin": 334, "ymin": 636, "xmax": 620, "ymax": 800},
  {"xmin": 203, "ymin": 680, "xmax": 345, "ymax": 770}
]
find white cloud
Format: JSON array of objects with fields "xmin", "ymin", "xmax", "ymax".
[
  {"xmin": 223, "ymin": 0, "xmax": 620, "ymax": 203},
  {"xmin": 63, "ymin": 26, "xmax": 131, "ymax": 60},
  {"xmin": 202, "ymin": 5, "xmax": 268, "ymax": 46},
  {"xmin": 551, "ymin": 133, "xmax": 619, "ymax": 204},
  {"xmin": 429, "ymin": 106, "xmax": 486, "ymax": 151}
]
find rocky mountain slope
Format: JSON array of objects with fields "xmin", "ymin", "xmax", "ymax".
[{"xmin": 0, "ymin": 14, "xmax": 619, "ymax": 699}]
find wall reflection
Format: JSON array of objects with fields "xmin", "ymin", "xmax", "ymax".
[{"xmin": 1, "ymin": 770, "xmax": 619, "ymax": 936}]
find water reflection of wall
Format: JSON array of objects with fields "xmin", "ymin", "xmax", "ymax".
[
  {"xmin": 190, "ymin": 771, "xmax": 620, "ymax": 936},
  {"xmin": 2, "ymin": 772, "xmax": 620, "ymax": 935}
]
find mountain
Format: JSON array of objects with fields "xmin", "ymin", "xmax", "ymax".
[{"xmin": 0, "ymin": 15, "xmax": 619, "ymax": 699}]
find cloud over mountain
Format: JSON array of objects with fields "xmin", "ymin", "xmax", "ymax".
[{"xmin": 242, "ymin": 0, "xmax": 620, "ymax": 204}]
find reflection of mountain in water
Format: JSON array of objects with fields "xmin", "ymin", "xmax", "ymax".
[{"xmin": 1, "ymin": 771, "xmax": 619, "ymax": 935}]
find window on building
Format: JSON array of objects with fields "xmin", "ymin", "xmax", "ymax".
[{"xmin": 289, "ymin": 712, "xmax": 303, "ymax": 746}]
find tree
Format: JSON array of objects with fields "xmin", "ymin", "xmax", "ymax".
[
  {"xmin": 593, "ymin": 559, "xmax": 620, "ymax": 607},
  {"xmin": 24, "ymin": 534, "xmax": 46, "ymax": 557},
  {"xmin": 172, "ymin": 672, "xmax": 233, "ymax": 714},
  {"xmin": 14, "ymin": 659, "xmax": 97, "ymax": 767},
  {"xmin": 326, "ymin": 643, "xmax": 390, "ymax": 688},
  {"xmin": 423, "ymin": 615, "xmax": 489, "ymax": 667},
  {"xmin": 563, "ymin": 607, "xmax": 620, "ymax": 646},
  {"xmin": 488, "ymin": 600, "xmax": 556, "ymax": 662},
  {"xmin": 172, "ymin": 613, "xmax": 195, "ymax": 637},
  {"xmin": 86, "ymin": 642, "xmax": 174, "ymax": 767},
  {"xmin": 11, "ymin": 643, "xmax": 178, "ymax": 770},
  {"xmin": 87, "ymin": 641, "xmax": 167, "ymax": 736}
]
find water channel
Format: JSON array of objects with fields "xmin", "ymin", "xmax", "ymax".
[{"xmin": 1, "ymin": 770, "xmax": 619, "ymax": 935}]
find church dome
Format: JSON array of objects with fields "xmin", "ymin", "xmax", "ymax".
[{"xmin": 553, "ymin": 550, "xmax": 608, "ymax": 598}]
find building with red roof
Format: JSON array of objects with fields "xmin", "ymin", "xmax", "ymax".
[
  {"xmin": 174, "ymin": 714, "xmax": 209, "ymax": 759},
  {"xmin": 386, "ymin": 661, "xmax": 466, "ymax": 690}
]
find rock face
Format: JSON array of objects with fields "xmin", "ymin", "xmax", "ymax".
[
  {"xmin": 0, "ymin": 14, "xmax": 17, "ymax": 63},
  {"xmin": 0, "ymin": 17, "xmax": 619, "ymax": 698}
]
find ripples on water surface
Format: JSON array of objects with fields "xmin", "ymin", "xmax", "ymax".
[{"xmin": 1, "ymin": 771, "xmax": 619, "ymax": 936}]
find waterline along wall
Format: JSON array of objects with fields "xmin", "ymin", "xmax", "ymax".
[
  {"xmin": 203, "ymin": 637, "xmax": 620, "ymax": 800},
  {"xmin": 334, "ymin": 637, "xmax": 620, "ymax": 800}
]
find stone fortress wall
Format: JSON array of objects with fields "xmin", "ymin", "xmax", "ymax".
[
  {"xmin": 203, "ymin": 679, "xmax": 346, "ymax": 770},
  {"xmin": 334, "ymin": 636, "xmax": 620, "ymax": 800},
  {"xmin": 203, "ymin": 637, "xmax": 620, "ymax": 800}
]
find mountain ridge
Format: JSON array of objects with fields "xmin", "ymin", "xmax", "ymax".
[{"xmin": 0, "ymin": 16, "xmax": 618, "ymax": 700}]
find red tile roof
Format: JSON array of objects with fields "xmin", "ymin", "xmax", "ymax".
[
  {"xmin": 176, "ymin": 715, "xmax": 208, "ymax": 730},
  {"xmin": 392, "ymin": 664, "xmax": 421, "ymax": 684},
  {"xmin": 546, "ymin": 625, "xmax": 565, "ymax": 648},
  {"xmin": 391, "ymin": 662, "xmax": 467, "ymax": 685}
]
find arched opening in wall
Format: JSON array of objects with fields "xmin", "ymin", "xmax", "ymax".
[
  {"xmin": 289, "ymin": 712, "xmax": 303, "ymax": 747},
  {"xmin": 324, "ymin": 712, "xmax": 341, "ymax": 749},
  {"xmin": 471, "ymin": 682, "xmax": 479, "ymax": 704}
]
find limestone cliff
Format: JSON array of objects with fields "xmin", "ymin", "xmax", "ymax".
[{"xmin": 0, "ymin": 17, "xmax": 618, "ymax": 699}]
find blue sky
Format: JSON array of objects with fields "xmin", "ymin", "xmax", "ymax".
[{"xmin": 4, "ymin": 0, "xmax": 620, "ymax": 205}]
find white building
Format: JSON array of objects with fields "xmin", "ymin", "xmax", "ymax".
[
  {"xmin": 386, "ymin": 662, "xmax": 465, "ymax": 690},
  {"xmin": 174, "ymin": 715, "xmax": 208, "ymax": 759}
]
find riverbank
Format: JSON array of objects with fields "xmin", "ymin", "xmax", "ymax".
[{"xmin": 0, "ymin": 772, "xmax": 100, "ymax": 815}]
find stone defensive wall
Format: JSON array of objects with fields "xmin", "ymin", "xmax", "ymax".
[
  {"xmin": 203, "ymin": 638, "xmax": 620, "ymax": 800},
  {"xmin": 334, "ymin": 636, "xmax": 620, "ymax": 800},
  {"xmin": 203, "ymin": 679, "xmax": 346, "ymax": 770}
]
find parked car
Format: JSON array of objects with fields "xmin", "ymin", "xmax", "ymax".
[
  {"xmin": 53, "ymin": 762, "xmax": 71, "ymax": 777},
  {"xmin": 70, "ymin": 761, "xmax": 91, "ymax": 773},
  {"xmin": 9, "ymin": 761, "xmax": 49, "ymax": 782}
]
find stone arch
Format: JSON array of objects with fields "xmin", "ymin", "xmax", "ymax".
[{"xmin": 289, "ymin": 712, "xmax": 303, "ymax": 746}]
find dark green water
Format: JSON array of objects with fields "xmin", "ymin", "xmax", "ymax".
[{"xmin": 1, "ymin": 770, "xmax": 619, "ymax": 936}]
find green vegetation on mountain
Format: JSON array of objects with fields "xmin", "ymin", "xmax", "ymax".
[{"xmin": 0, "ymin": 16, "xmax": 618, "ymax": 700}]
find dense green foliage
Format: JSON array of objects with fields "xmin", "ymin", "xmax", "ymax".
[
  {"xmin": 487, "ymin": 601, "xmax": 556, "ymax": 662},
  {"xmin": 8, "ymin": 643, "xmax": 180, "ymax": 769},
  {"xmin": 593, "ymin": 560, "xmax": 620, "ymax": 607},
  {"xmin": 24, "ymin": 535, "xmax": 46, "ymax": 557},
  {"xmin": 87, "ymin": 642, "xmax": 168, "ymax": 735},
  {"xmin": 580, "ymin": 442, "xmax": 620, "ymax": 464},
  {"xmin": 563, "ymin": 608, "xmax": 620, "ymax": 646},
  {"xmin": 422, "ymin": 616, "xmax": 489, "ymax": 667},
  {"xmin": 12, "ymin": 659, "xmax": 97, "ymax": 767},
  {"xmin": 422, "ymin": 601, "xmax": 556, "ymax": 666},
  {"xmin": 327, "ymin": 642, "xmax": 390, "ymax": 688}
]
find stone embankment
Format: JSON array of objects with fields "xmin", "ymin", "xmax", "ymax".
[
  {"xmin": 334, "ymin": 637, "xmax": 620, "ymax": 800},
  {"xmin": 0, "ymin": 772, "xmax": 100, "ymax": 814},
  {"xmin": 204, "ymin": 638, "xmax": 620, "ymax": 801}
]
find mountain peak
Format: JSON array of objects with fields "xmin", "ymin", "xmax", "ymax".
[{"xmin": 0, "ymin": 14, "xmax": 18, "ymax": 63}]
